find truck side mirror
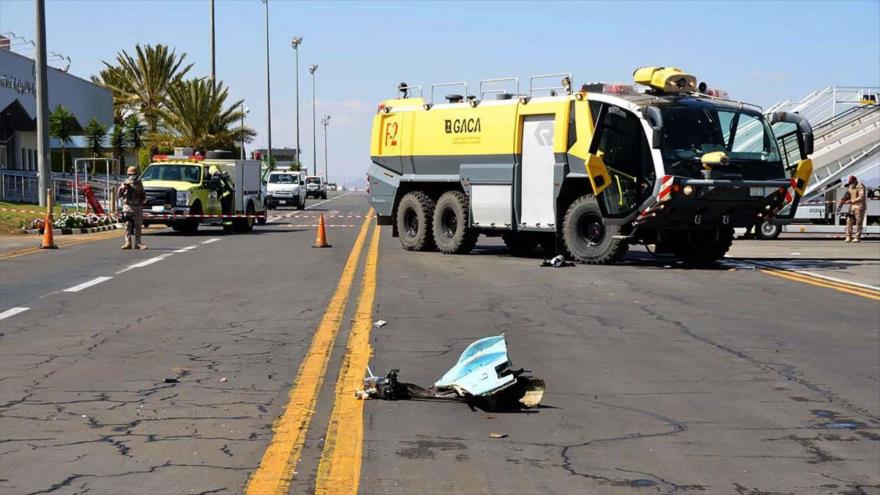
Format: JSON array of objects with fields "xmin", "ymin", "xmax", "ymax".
[
  {"xmin": 643, "ymin": 106, "xmax": 664, "ymax": 149},
  {"xmin": 769, "ymin": 111, "xmax": 813, "ymax": 158}
]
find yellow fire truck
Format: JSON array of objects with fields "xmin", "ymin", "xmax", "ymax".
[{"xmin": 368, "ymin": 67, "xmax": 814, "ymax": 263}]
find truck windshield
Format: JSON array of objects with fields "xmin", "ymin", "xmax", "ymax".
[
  {"xmin": 269, "ymin": 174, "xmax": 299, "ymax": 184},
  {"xmin": 660, "ymin": 104, "xmax": 783, "ymax": 178},
  {"xmin": 141, "ymin": 164, "xmax": 201, "ymax": 183}
]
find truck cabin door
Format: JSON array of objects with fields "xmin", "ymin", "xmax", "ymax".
[{"xmin": 589, "ymin": 104, "xmax": 656, "ymax": 221}]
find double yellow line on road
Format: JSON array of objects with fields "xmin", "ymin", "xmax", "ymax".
[
  {"xmin": 759, "ymin": 267, "xmax": 880, "ymax": 301},
  {"xmin": 246, "ymin": 209, "xmax": 379, "ymax": 495}
]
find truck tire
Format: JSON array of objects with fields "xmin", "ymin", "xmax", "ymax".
[
  {"xmin": 297, "ymin": 197, "xmax": 305, "ymax": 210},
  {"xmin": 234, "ymin": 202, "xmax": 256, "ymax": 232},
  {"xmin": 396, "ymin": 191, "xmax": 436, "ymax": 251},
  {"xmin": 562, "ymin": 195, "xmax": 628, "ymax": 264},
  {"xmin": 180, "ymin": 202, "xmax": 201, "ymax": 234},
  {"xmin": 433, "ymin": 191, "xmax": 478, "ymax": 254},
  {"xmin": 674, "ymin": 228, "xmax": 734, "ymax": 263},
  {"xmin": 502, "ymin": 232, "xmax": 538, "ymax": 256},
  {"xmin": 756, "ymin": 221, "xmax": 781, "ymax": 240},
  {"xmin": 257, "ymin": 209, "xmax": 267, "ymax": 225}
]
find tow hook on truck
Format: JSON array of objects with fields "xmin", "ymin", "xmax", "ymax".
[{"xmin": 367, "ymin": 66, "xmax": 814, "ymax": 264}]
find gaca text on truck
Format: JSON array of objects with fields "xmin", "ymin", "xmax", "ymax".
[
  {"xmin": 140, "ymin": 149, "xmax": 267, "ymax": 233},
  {"xmin": 367, "ymin": 67, "xmax": 814, "ymax": 263}
]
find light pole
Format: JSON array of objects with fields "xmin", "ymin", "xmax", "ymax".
[
  {"xmin": 291, "ymin": 36, "xmax": 302, "ymax": 167},
  {"xmin": 321, "ymin": 115, "xmax": 330, "ymax": 183},
  {"xmin": 309, "ymin": 64, "xmax": 318, "ymax": 176},
  {"xmin": 34, "ymin": 0, "xmax": 50, "ymax": 206},
  {"xmin": 240, "ymin": 106, "xmax": 250, "ymax": 159},
  {"xmin": 210, "ymin": 0, "xmax": 216, "ymax": 82},
  {"xmin": 261, "ymin": 0, "xmax": 272, "ymax": 166}
]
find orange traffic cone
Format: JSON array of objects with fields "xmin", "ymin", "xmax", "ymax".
[
  {"xmin": 312, "ymin": 213, "xmax": 331, "ymax": 248},
  {"xmin": 39, "ymin": 189, "xmax": 58, "ymax": 249}
]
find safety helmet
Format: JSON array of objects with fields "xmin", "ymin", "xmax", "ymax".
[
  {"xmin": 126, "ymin": 166, "xmax": 138, "ymax": 175},
  {"xmin": 208, "ymin": 165, "xmax": 221, "ymax": 175}
]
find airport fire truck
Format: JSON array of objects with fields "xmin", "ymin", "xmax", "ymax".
[
  {"xmin": 367, "ymin": 67, "xmax": 815, "ymax": 263},
  {"xmin": 141, "ymin": 149, "xmax": 266, "ymax": 233}
]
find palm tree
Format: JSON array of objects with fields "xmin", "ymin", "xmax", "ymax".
[
  {"xmin": 99, "ymin": 44, "xmax": 193, "ymax": 136},
  {"xmin": 84, "ymin": 118, "xmax": 107, "ymax": 158},
  {"xmin": 161, "ymin": 78, "xmax": 254, "ymax": 151},
  {"xmin": 91, "ymin": 68, "xmax": 133, "ymax": 124},
  {"xmin": 49, "ymin": 105, "xmax": 76, "ymax": 174},
  {"xmin": 109, "ymin": 125, "xmax": 128, "ymax": 174},
  {"xmin": 125, "ymin": 114, "xmax": 146, "ymax": 171}
]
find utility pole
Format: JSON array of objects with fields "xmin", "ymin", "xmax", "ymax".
[
  {"xmin": 210, "ymin": 0, "xmax": 216, "ymax": 82},
  {"xmin": 34, "ymin": 0, "xmax": 50, "ymax": 207},
  {"xmin": 261, "ymin": 0, "xmax": 272, "ymax": 166},
  {"xmin": 309, "ymin": 64, "xmax": 318, "ymax": 176},
  {"xmin": 291, "ymin": 36, "xmax": 302, "ymax": 167},
  {"xmin": 321, "ymin": 115, "xmax": 330, "ymax": 184},
  {"xmin": 240, "ymin": 106, "xmax": 249, "ymax": 159}
]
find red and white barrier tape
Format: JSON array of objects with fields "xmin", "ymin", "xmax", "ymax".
[{"xmin": 1, "ymin": 206, "xmax": 373, "ymax": 220}]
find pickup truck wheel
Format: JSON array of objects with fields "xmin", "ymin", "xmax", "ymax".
[
  {"xmin": 396, "ymin": 191, "xmax": 435, "ymax": 251},
  {"xmin": 234, "ymin": 202, "xmax": 255, "ymax": 232},
  {"xmin": 562, "ymin": 195, "xmax": 628, "ymax": 264},
  {"xmin": 756, "ymin": 221, "xmax": 781, "ymax": 240},
  {"xmin": 180, "ymin": 203, "xmax": 200, "ymax": 234},
  {"xmin": 433, "ymin": 191, "xmax": 478, "ymax": 254}
]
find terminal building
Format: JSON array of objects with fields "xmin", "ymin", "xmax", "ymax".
[{"xmin": 0, "ymin": 38, "xmax": 112, "ymax": 172}]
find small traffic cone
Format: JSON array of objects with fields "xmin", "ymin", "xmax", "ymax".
[
  {"xmin": 312, "ymin": 213, "xmax": 331, "ymax": 248},
  {"xmin": 39, "ymin": 188, "xmax": 58, "ymax": 249}
]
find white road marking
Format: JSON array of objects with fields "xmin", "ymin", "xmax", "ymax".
[
  {"xmin": 64, "ymin": 276, "xmax": 112, "ymax": 293},
  {"xmin": 0, "ymin": 307, "xmax": 30, "ymax": 321},
  {"xmin": 116, "ymin": 254, "xmax": 173, "ymax": 274},
  {"xmin": 173, "ymin": 245, "xmax": 199, "ymax": 253},
  {"xmin": 306, "ymin": 192, "xmax": 352, "ymax": 210},
  {"xmin": 201, "ymin": 238, "xmax": 221, "ymax": 244}
]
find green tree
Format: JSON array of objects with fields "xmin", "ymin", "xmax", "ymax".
[
  {"xmin": 99, "ymin": 44, "xmax": 193, "ymax": 136},
  {"xmin": 161, "ymin": 78, "xmax": 254, "ymax": 151},
  {"xmin": 90, "ymin": 68, "xmax": 133, "ymax": 124},
  {"xmin": 109, "ymin": 125, "xmax": 128, "ymax": 174},
  {"xmin": 125, "ymin": 114, "xmax": 146, "ymax": 170},
  {"xmin": 83, "ymin": 118, "xmax": 107, "ymax": 158},
  {"xmin": 49, "ymin": 104, "xmax": 76, "ymax": 174}
]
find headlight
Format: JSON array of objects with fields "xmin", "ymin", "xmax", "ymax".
[{"xmin": 176, "ymin": 191, "xmax": 190, "ymax": 206}]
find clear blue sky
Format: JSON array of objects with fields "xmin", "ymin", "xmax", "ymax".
[{"xmin": 2, "ymin": 0, "xmax": 878, "ymax": 186}]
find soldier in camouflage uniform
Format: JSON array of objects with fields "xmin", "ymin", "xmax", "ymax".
[{"xmin": 118, "ymin": 165, "xmax": 147, "ymax": 250}]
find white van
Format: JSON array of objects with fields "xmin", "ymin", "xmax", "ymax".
[{"xmin": 266, "ymin": 170, "xmax": 307, "ymax": 209}]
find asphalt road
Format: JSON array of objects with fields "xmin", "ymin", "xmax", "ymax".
[{"xmin": 1, "ymin": 192, "xmax": 877, "ymax": 495}]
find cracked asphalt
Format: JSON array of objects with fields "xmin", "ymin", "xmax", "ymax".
[{"xmin": 1, "ymin": 192, "xmax": 878, "ymax": 494}]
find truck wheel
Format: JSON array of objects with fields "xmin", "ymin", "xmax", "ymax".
[
  {"xmin": 257, "ymin": 209, "xmax": 267, "ymax": 225},
  {"xmin": 297, "ymin": 198, "xmax": 305, "ymax": 210},
  {"xmin": 675, "ymin": 228, "xmax": 734, "ymax": 263},
  {"xmin": 396, "ymin": 191, "xmax": 436, "ymax": 251},
  {"xmin": 180, "ymin": 203, "xmax": 201, "ymax": 234},
  {"xmin": 756, "ymin": 221, "xmax": 781, "ymax": 240},
  {"xmin": 234, "ymin": 202, "xmax": 256, "ymax": 232},
  {"xmin": 502, "ymin": 232, "xmax": 538, "ymax": 256},
  {"xmin": 433, "ymin": 191, "xmax": 478, "ymax": 254},
  {"xmin": 562, "ymin": 195, "xmax": 628, "ymax": 264}
]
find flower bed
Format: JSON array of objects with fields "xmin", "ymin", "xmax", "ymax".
[{"xmin": 31, "ymin": 213, "xmax": 118, "ymax": 233}]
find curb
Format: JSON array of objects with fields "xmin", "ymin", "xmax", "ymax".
[{"xmin": 25, "ymin": 223, "xmax": 124, "ymax": 236}]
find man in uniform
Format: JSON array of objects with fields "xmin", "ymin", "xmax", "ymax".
[
  {"xmin": 839, "ymin": 175, "xmax": 867, "ymax": 243},
  {"xmin": 118, "ymin": 165, "xmax": 147, "ymax": 249}
]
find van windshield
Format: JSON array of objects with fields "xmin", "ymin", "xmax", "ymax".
[
  {"xmin": 141, "ymin": 164, "xmax": 202, "ymax": 183},
  {"xmin": 269, "ymin": 174, "xmax": 299, "ymax": 184},
  {"xmin": 306, "ymin": 177, "xmax": 321, "ymax": 184},
  {"xmin": 660, "ymin": 103, "xmax": 784, "ymax": 179}
]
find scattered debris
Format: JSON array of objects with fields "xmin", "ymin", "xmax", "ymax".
[
  {"xmin": 540, "ymin": 255, "xmax": 574, "ymax": 268},
  {"xmin": 164, "ymin": 378, "xmax": 180, "ymax": 384},
  {"xmin": 727, "ymin": 268, "xmax": 737, "ymax": 272},
  {"xmin": 358, "ymin": 335, "xmax": 545, "ymax": 411},
  {"xmin": 220, "ymin": 377, "xmax": 229, "ymax": 383},
  {"xmin": 373, "ymin": 320, "xmax": 387, "ymax": 328},
  {"xmin": 488, "ymin": 432, "xmax": 507, "ymax": 439}
]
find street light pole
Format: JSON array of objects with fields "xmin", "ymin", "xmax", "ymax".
[
  {"xmin": 261, "ymin": 0, "xmax": 272, "ymax": 166},
  {"xmin": 309, "ymin": 64, "xmax": 318, "ymax": 176},
  {"xmin": 210, "ymin": 0, "xmax": 216, "ymax": 82},
  {"xmin": 321, "ymin": 115, "xmax": 330, "ymax": 184},
  {"xmin": 34, "ymin": 0, "xmax": 50, "ymax": 207},
  {"xmin": 291, "ymin": 36, "xmax": 302, "ymax": 168},
  {"xmin": 240, "ymin": 106, "xmax": 250, "ymax": 159}
]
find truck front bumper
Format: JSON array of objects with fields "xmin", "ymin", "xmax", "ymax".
[
  {"xmin": 142, "ymin": 206, "xmax": 193, "ymax": 223},
  {"xmin": 634, "ymin": 177, "xmax": 793, "ymax": 229}
]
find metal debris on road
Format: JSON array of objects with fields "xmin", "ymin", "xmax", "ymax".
[
  {"xmin": 357, "ymin": 335, "xmax": 545, "ymax": 411},
  {"xmin": 164, "ymin": 378, "xmax": 180, "ymax": 383},
  {"xmin": 540, "ymin": 255, "xmax": 574, "ymax": 268},
  {"xmin": 488, "ymin": 433, "xmax": 507, "ymax": 439},
  {"xmin": 373, "ymin": 320, "xmax": 387, "ymax": 328},
  {"xmin": 220, "ymin": 377, "xmax": 229, "ymax": 382}
]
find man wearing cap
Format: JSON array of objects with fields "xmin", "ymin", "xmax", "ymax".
[
  {"xmin": 839, "ymin": 175, "xmax": 867, "ymax": 243},
  {"xmin": 118, "ymin": 165, "xmax": 147, "ymax": 249}
]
